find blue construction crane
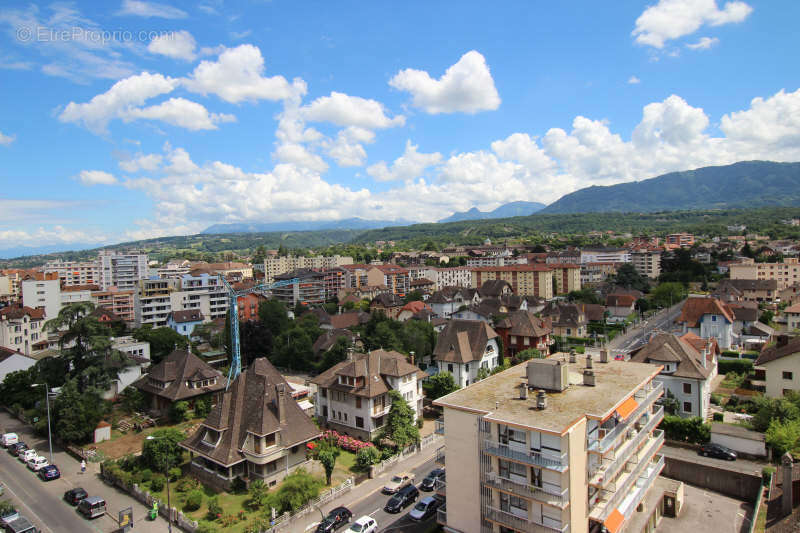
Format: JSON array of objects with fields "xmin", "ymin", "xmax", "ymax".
[{"xmin": 220, "ymin": 276, "xmax": 299, "ymax": 389}]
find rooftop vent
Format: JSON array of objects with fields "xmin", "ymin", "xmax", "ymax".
[
  {"xmin": 536, "ymin": 390, "xmax": 547, "ymax": 410},
  {"xmin": 600, "ymin": 350, "xmax": 609, "ymax": 363},
  {"xmin": 569, "ymin": 349, "xmax": 576, "ymax": 364},
  {"xmin": 519, "ymin": 382, "xmax": 529, "ymax": 400},
  {"xmin": 583, "ymin": 369, "xmax": 596, "ymax": 387},
  {"xmin": 586, "ymin": 354, "xmax": 593, "ymax": 369},
  {"xmin": 526, "ymin": 359, "xmax": 568, "ymax": 392}
]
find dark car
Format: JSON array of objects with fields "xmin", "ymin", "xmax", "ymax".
[
  {"xmin": 63, "ymin": 487, "xmax": 88, "ymax": 506},
  {"xmin": 699, "ymin": 443, "xmax": 737, "ymax": 461},
  {"xmin": 315, "ymin": 506, "xmax": 353, "ymax": 532},
  {"xmin": 38, "ymin": 464, "xmax": 60, "ymax": 481},
  {"xmin": 384, "ymin": 484, "xmax": 419, "ymax": 513},
  {"xmin": 8, "ymin": 443, "xmax": 27, "ymax": 457},
  {"xmin": 420, "ymin": 468, "xmax": 445, "ymax": 492}
]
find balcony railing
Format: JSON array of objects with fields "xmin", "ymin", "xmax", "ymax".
[
  {"xmin": 434, "ymin": 478, "xmax": 446, "ymax": 496},
  {"xmin": 621, "ymin": 455, "xmax": 665, "ymax": 520},
  {"xmin": 588, "ymin": 382, "xmax": 663, "ymax": 454},
  {"xmin": 589, "ymin": 407, "xmax": 664, "ymax": 484},
  {"xmin": 435, "ymin": 446, "xmax": 446, "ymax": 465},
  {"xmin": 483, "ymin": 440, "xmax": 568, "ymax": 471},
  {"xmin": 484, "ymin": 506, "xmax": 569, "ymax": 533},
  {"xmin": 437, "ymin": 506, "xmax": 447, "ymax": 526},
  {"xmin": 435, "ymin": 418, "xmax": 445, "ymax": 435},
  {"xmin": 481, "ymin": 472, "xmax": 569, "ymax": 507},
  {"xmin": 599, "ymin": 438, "xmax": 664, "ymax": 520}
]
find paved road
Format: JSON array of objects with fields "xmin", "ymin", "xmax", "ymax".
[
  {"xmin": 609, "ymin": 300, "xmax": 685, "ymax": 353},
  {"xmin": 661, "ymin": 444, "xmax": 766, "ymax": 476},
  {"xmin": 0, "ymin": 411, "xmax": 167, "ymax": 533}
]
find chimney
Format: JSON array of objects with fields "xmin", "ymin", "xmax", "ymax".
[
  {"xmin": 701, "ymin": 346, "xmax": 708, "ymax": 369},
  {"xmin": 600, "ymin": 350, "xmax": 609, "ymax": 363},
  {"xmin": 519, "ymin": 382, "xmax": 528, "ymax": 400},
  {"xmin": 276, "ymin": 383, "xmax": 287, "ymax": 425},
  {"xmin": 536, "ymin": 390, "xmax": 547, "ymax": 410},
  {"xmin": 569, "ymin": 349, "xmax": 576, "ymax": 364},
  {"xmin": 410, "ymin": 351, "xmax": 415, "ymax": 366},
  {"xmin": 583, "ymin": 369, "xmax": 596, "ymax": 387},
  {"xmin": 782, "ymin": 452, "xmax": 793, "ymax": 517},
  {"xmin": 586, "ymin": 354, "xmax": 593, "ymax": 369}
]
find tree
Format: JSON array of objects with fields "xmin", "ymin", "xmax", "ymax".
[
  {"xmin": 566, "ymin": 288, "xmax": 601, "ymax": 305},
  {"xmin": 170, "ymin": 401, "xmax": 189, "ymax": 423},
  {"xmin": 317, "ymin": 441, "xmax": 340, "ymax": 485},
  {"xmin": 248, "ymin": 480, "xmax": 270, "ymax": 510},
  {"xmin": 271, "ymin": 468, "xmax": 322, "ymax": 513},
  {"xmin": 403, "ymin": 290, "xmax": 424, "ymax": 304},
  {"xmin": 766, "ymin": 418, "xmax": 800, "ymax": 456},
  {"xmin": 650, "ymin": 282, "xmax": 687, "ymax": 308},
  {"xmin": 355, "ymin": 446, "xmax": 381, "ymax": 470},
  {"xmin": 515, "ymin": 349, "xmax": 543, "ymax": 362},
  {"xmin": 613, "ymin": 264, "xmax": 649, "ymax": 292},
  {"xmin": 119, "ymin": 388, "xmax": 146, "ymax": 414},
  {"xmin": 759, "ymin": 310, "xmax": 774, "ymax": 325},
  {"xmin": 382, "ymin": 390, "xmax": 420, "ymax": 447},
  {"xmin": 142, "ymin": 428, "xmax": 185, "ymax": 473},
  {"xmin": 425, "ymin": 372, "xmax": 459, "ymax": 400},
  {"xmin": 475, "ymin": 367, "xmax": 490, "ymax": 381},
  {"xmin": 252, "ymin": 245, "xmax": 267, "ymax": 265},
  {"xmin": 318, "ymin": 336, "xmax": 351, "ymax": 373},
  {"xmin": 52, "ymin": 379, "xmax": 107, "ymax": 443},
  {"xmin": 258, "ymin": 299, "xmax": 289, "ymax": 338},
  {"xmin": 240, "ymin": 320, "xmax": 273, "ymax": 367},
  {"xmin": 132, "ymin": 326, "xmax": 189, "ymax": 365}
]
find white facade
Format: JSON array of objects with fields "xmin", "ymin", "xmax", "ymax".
[
  {"xmin": 683, "ymin": 314, "xmax": 733, "ymax": 350},
  {"xmin": 98, "ymin": 250, "xmax": 149, "ymax": 290},
  {"xmin": 0, "ymin": 312, "xmax": 45, "ymax": 356},
  {"xmin": 433, "ymin": 267, "xmax": 472, "ymax": 290},
  {"xmin": 466, "ymin": 256, "xmax": 528, "ymax": 268},
  {"xmin": 437, "ymin": 338, "xmax": 500, "ymax": 388},
  {"xmin": 112, "ymin": 336, "xmax": 151, "ymax": 363},
  {"xmin": 137, "ymin": 278, "xmax": 179, "ymax": 327},
  {"xmin": 170, "ymin": 273, "xmax": 228, "ymax": 321},
  {"xmin": 44, "ymin": 259, "xmax": 101, "ymax": 286},
  {"xmin": 60, "ymin": 288, "xmax": 93, "ymax": 306},
  {"xmin": 21, "ymin": 278, "xmax": 61, "ymax": 320},
  {"xmin": 0, "ymin": 351, "xmax": 36, "ymax": 383},
  {"xmin": 264, "ymin": 255, "xmax": 353, "ymax": 283},
  {"xmin": 580, "ymin": 249, "xmax": 631, "ymax": 264},
  {"xmin": 653, "ymin": 373, "xmax": 711, "ymax": 419}
]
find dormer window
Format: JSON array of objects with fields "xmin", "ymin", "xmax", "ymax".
[{"xmin": 201, "ymin": 427, "xmax": 221, "ymax": 447}]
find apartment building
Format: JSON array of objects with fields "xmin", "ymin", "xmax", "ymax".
[
  {"xmin": 21, "ymin": 273, "xmax": 61, "ymax": 319},
  {"xmin": 630, "ymin": 250, "xmax": 662, "ymax": 279},
  {"xmin": 0, "ymin": 275, "xmax": 13, "ymax": 303},
  {"xmin": 170, "ymin": 272, "xmax": 228, "ymax": 321},
  {"xmin": 730, "ymin": 258, "xmax": 800, "ymax": 291},
  {"xmin": 467, "ymin": 256, "xmax": 528, "ymax": 268},
  {"xmin": 44, "ymin": 259, "xmax": 100, "ymax": 286},
  {"xmin": 434, "ymin": 355, "xmax": 665, "ymax": 533},
  {"xmin": 551, "ymin": 264, "xmax": 582, "ymax": 295},
  {"xmin": 371, "ymin": 264, "xmax": 410, "ymax": 296},
  {"xmin": 92, "ymin": 287, "xmax": 136, "ymax": 324},
  {"xmin": 60, "ymin": 285, "xmax": 96, "ymax": 306},
  {"xmin": 98, "ymin": 250, "xmax": 149, "ymax": 290},
  {"xmin": 137, "ymin": 277, "xmax": 180, "ymax": 327},
  {"xmin": 471, "ymin": 265, "xmax": 555, "ymax": 299},
  {"xmin": 580, "ymin": 248, "xmax": 631, "ymax": 264},
  {"xmin": 264, "ymin": 255, "xmax": 353, "ymax": 283},
  {"xmin": 273, "ymin": 269, "xmax": 327, "ymax": 307},
  {"xmin": 0, "ymin": 305, "xmax": 46, "ymax": 356},
  {"xmin": 156, "ymin": 261, "xmax": 192, "ymax": 278},
  {"xmin": 433, "ymin": 267, "xmax": 472, "ymax": 290},
  {"xmin": 581, "ymin": 263, "xmax": 617, "ymax": 287},
  {"xmin": 665, "ymin": 233, "xmax": 695, "ymax": 248}
]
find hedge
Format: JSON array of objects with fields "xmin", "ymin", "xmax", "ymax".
[
  {"xmin": 719, "ymin": 359, "xmax": 754, "ymax": 375},
  {"xmin": 566, "ymin": 337, "xmax": 594, "ymax": 345},
  {"xmin": 659, "ymin": 415, "xmax": 710, "ymax": 444}
]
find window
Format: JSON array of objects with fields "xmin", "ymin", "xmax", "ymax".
[
  {"xmin": 447, "ymin": 363, "xmax": 454, "ymax": 373},
  {"xmin": 322, "ymin": 406, "xmax": 328, "ymax": 417},
  {"xmin": 712, "ymin": 315, "xmax": 717, "ymax": 321},
  {"xmin": 683, "ymin": 383, "xmax": 692, "ymax": 394},
  {"xmin": 784, "ymin": 371, "xmax": 794, "ymax": 380},
  {"xmin": 683, "ymin": 401, "xmax": 692, "ymax": 413},
  {"xmin": 321, "ymin": 388, "xmax": 327, "ymax": 398},
  {"xmin": 355, "ymin": 397, "xmax": 362, "ymax": 408},
  {"xmin": 355, "ymin": 416, "xmax": 364, "ymax": 428}
]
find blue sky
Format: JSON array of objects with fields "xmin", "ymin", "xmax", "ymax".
[{"xmin": 1, "ymin": 0, "xmax": 799, "ymax": 256}]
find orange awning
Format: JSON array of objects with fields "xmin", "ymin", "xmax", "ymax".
[
  {"xmin": 604, "ymin": 509, "xmax": 625, "ymax": 533},
  {"xmin": 616, "ymin": 396, "xmax": 639, "ymax": 421}
]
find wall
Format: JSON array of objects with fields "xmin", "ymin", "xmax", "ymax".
[
  {"xmin": 442, "ymin": 407, "xmax": 481, "ymax": 533},
  {"xmin": 661, "ymin": 456, "xmax": 761, "ymax": 500},
  {"xmin": 761, "ymin": 354, "xmax": 800, "ymax": 398}
]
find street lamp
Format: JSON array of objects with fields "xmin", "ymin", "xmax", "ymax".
[
  {"xmin": 31, "ymin": 383, "xmax": 53, "ymax": 464},
  {"xmin": 145, "ymin": 435, "xmax": 173, "ymax": 533}
]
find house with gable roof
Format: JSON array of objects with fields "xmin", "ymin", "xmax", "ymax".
[
  {"xmin": 433, "ymin": 319, "xmax": 500, "ymax": 388},
  {"xmin": 754, "ymin": 335, "xmax": 800, "ymax": 398},
  {"xmin": 675, "ymin": 296, "xmax": 735, "ymax": 349},
  {"xmin": 167, "ymin": 309, "xmax": 205, "ymax": 338},
  {"xmin": 494, "ymin": 310, "xmax": 553, "ymax": 357}
]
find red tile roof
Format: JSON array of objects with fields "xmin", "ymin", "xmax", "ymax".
[{"xmin": 677, "ymin": 297, "xmax": 734, "ymax": 327}]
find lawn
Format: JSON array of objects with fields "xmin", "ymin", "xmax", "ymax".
[{"xmin": 91, "ymin": 418, "xmax": 203, "ymax": 460}]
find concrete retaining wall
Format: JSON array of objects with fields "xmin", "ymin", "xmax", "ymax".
[{"xmin": 662, "ymin": 455, "xmax": 762, "ymax": 501}]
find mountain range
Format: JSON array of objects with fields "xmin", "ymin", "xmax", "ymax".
[
  {"xmin": 202, "ymin": 217, "xmax": 415, "ymax": 234},
  {"xmin": 437, "ymin": 201, "xmax": 546, "ymax": 223}
]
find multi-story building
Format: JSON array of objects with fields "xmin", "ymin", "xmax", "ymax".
[
  {"xmin": 205, "ymin": 262, "xmax": 253, "ymax": 281},
  {"xmin": 273, "ymin": 269, "xmax": 326, "ymax": 307},
  {"xmin": 311, "ymin": 349, "xmax": 425, "ymax": 441},
  {"xmin": 675, "ymin": 297, "xmax": 734, "ymax": 350},
  {"xmin": 0, "ymin": 305, "xmax": 46, "ymax": 356},
  {"xmin": 433, "ymin": 355, "xmax": 665, "ymax": 533},
  {"xmin": 156, "ymin": 261, "xmax": 192, "ymax": 278},
  {"xmin": 98, "ymin": 250, "xmax": 149, "ymax": 290},
  {"xmin": 170, "ymin": 272, "xmax": 228, "ymax": 321},
  {"xmin": 494, "ymin": 311, "xmax": 553, "ymax": 357},
  {"xmin": 92, "ymin": 287, "xmax": 136, "ymax": 325},
  {"xmin": 471, "ymin": 265, "xmax": 555, "ymax": 299},
  {"xmin": 546, "ymin": 251, "xmax": 581, "ymax": 265},
  {"xmin": 665, "ymin": 233, "xmax": 695, "ymax": 248},
  {"xmin": 264, "ymin": 255, "xmax": 353, "ymax": 283},
  {"xmin": 754, "ymin": 335, "xmax": 800, "ymax": 398},
  {"xmin": 580, "ymin": 262, "xmax": 617, "ymax": 287},
  {"xmin": 44, "ymin": 259, "xmax": 101, "ymax": 287},
  {"xmin": 136, "ymin": 277, "xmax": 180, "ymax": 327},
  {"xmin": 371, "ymin": 264, "xmax": 410, "ymax": 296},
  {"xmin": 21, "ymin": 273, "xmax": 61, "ymax": 319},
  {"xmin": 433, "ymin": 267, "xmax": 472, "ymax": 290},
  {"xmin": 466, "ymin": 256, "xmax": 528, "ymax": 268},
  {"xmin": 730, "ymin": 258, "xmax": 800, "ymax": 291},
  {"xmin": 550, "ymin": 264, "xmax": 581, "ymax": 295},
  {"xmin": 60, "ymin": 285, "xmax": 96, "ymax": 306},
  {"xmin": 580, "ymin": 248, "xmax": 631, "ymax": 264},
  {"xmin": 0, "ymin": 274, "xmax": 13, "ymax": 303},
  {"xmin": 630, "ymin": 249, "xmax": 662, "ymax": 279}
]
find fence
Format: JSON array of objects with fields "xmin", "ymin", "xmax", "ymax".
[
  {"xmin": 369, "ymin": 433, "xmax": 442, "ymax": 478},
  {"xmin": 259, "ymin": 478, "xmax": 354, "ymax": 533}
]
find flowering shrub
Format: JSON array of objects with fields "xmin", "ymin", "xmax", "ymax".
[{"xmin": 319, "ymin": 430, "xmax": 375, "ymax": 453}]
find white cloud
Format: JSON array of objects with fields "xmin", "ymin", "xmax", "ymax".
[
  {"xmin": 325, "ymin": 127, "xmax": 375, "ymax": 167},
  {"xmin": 389, "ymin": 50, "xmax": 501, "ymax": 114},
  {"xmin": 633, "ymin": 0, "xmax": 752, "ymax": 48},
  {"xmin": 0, "ymin": 226, "xmax": 107, "ymax": 249},
  {"xmin": 686, "ymin": 36, "xmax": 720, "ymax": 49},
  {"xmin": 0, "ymin": 130, "xmax": 14, "ymax": 145},
  {"xmin": 79, "ymin": 170, "xmax": 118, "ymax": 185},
  {"xmin": 118, "ymin": 153, "xmax": 163, "ymax": 172},
  {"xmin": 491, "ymin": 133, "xmax": 557, "ymax": 175},
  {"xmin": 147, "ymin": 30, "xmax": 197, "ymax": 61},
  {"xmin": 367, "ymin": 141, "xmax": 442, "ymax": 182},
  {"xmin": 118, "ymin": 0, "xmax": 187, "ymax": 19},
  {"xmin": 182, "ymin": 45, "xmax": 303, "ymax": 103},
  {"xmin": 273, "ymin": 143, "xmax": 329, "ymax": 173},
  {"xmin": 123, "ymin": 97, "xmax": 236, "ymax": 130},
  {"xmin": 300, "ymin": 92, "xmax": 405, "ymax": 129},
  {"xmin": 720, "ymin": 88, "xmax": 800, "ymax": 159},
  {"xmin": 58, "ymin": 72, "xmax": 179, "ymax": 134},
  {"xmin": 628, "ymin": 76, "xmax": 641, "ymax": 84}
]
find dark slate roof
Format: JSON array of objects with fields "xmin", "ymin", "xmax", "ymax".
[
  {"xmin": 755, "ymin": 336, "xmax": 800, "ymax": 366},
  {"xmin": 371, "ymin": 293, "xmax": 404, "ymax": 308},
  {"xmin": 582, "ymin": 304, "xmax": 606, "ymax": 323},
  {"xmin": 494, "ymin": 310, "xmax": 552, "ymax": 338},
  {"xmin": 729, "ymin": 304, "xmax": 758, "ymax": 323},
  {"xmin": 478, "ymin": 280, "xmax": 513, "ymax": 298},
  {"xmin": 433, "ymin": 319, "xmax": 499, "ymax": 364},
  {"xmin": 132, "ymin": 349, "xmax": 224, "ymax": 401},
  {"xmin": 181, "ymin": 357, "xmax": 320, "ymax": 467},
  {"xmin": 606, "ymin": 294, "xmax": 636, "ymax": 307},
  {"xmin": 311, "ymin": 349, "xmax": 425, "ymax": 398},
  {"xmin": 541, "ymin": 302, "xmax": 587, "ymax": 328},
  {"xmin": 170, "ymin": 310, "xmax": 205, "ymax": 324},
  {"xmin": 630, "ymin": 333, "xmax": 711, "ymax": 380},
  {"xmin": 312, "ymin": 329, "xmax": 357, "ymax": 356},
  {"xmin": 427, "ymin": 287, "xmax": 472, "ymax": 304},
  {"xmin": 329, "ymin": 311, "xmax": 369, "ymax": 329}
]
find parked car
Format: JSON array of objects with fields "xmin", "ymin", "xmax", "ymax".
[
  {"xmin": 18, "ymin": 449, "xmax": 37, "ymax": 464},
  {"xmin": 420, "ymin": 468, "xmax": 445, "ymax": 491},
  {"xmin": 315, "ymin": 506, "xmax": 353, "ymax": 532},
  {"xmin": 38, "ymin": 465, "xmax": 60, "ymax": 481},
  {"xmin": 63, "ymin": 488, "xmax": 88, "ymax": 506},
  {"xmin": 384, "ymin": 483, "xmax": 419, "ymax": 513},
  {"xmin": 0, "ymin": 503, "xmax": 19, "ymax": 526},
  {"xmin": 1, "ymin": 433, "xmax": 18, "ymax": 448},
  {"xmin": 383, "ymin": 472, "xmax": 415, "ymax": 494},
  {"xmin": 345, "ymin": 516, "xmax": 377, "ymax": 533},
  {"xmin": 8, "ymin": 443, "xmax": 28, "ymax": 457},
  {"xmin": 2, "ymin": 515, "xmax": 38, "ymax": 533},
  {"xmin": 26, "ymin": 456, "xmax": 48, "ymax": 472},
  {"xmin": 409, "ymin": 496, "xmax": 442, "ymax": 521},
  {"xmin": 699, "ymin": 443, "xmax": 737, "ymax": 461},
  {"xmin": 77, "ymin": 497, "xmax": 106, "ymax": 519}
]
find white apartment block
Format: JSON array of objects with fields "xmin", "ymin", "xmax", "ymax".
[
  {"xmin": 21, "ymin": 277, "xmax": 61, "ymax": 320},
  {"xmin": 44, "ymin": 259, "xmax": 100, "ymax": 286},
  {"xmin": 0, "ymin": 306, "xmax": 46, "ymax": 356},
  {"xmin": 98, "ymin": 250, "xmax": 149, "ymax": 290},
  {"xmin": 433, "ymin": 267, "xmax": 472, "ymax": 290},
  {"xmin": 112, "ymin": 336, "xmax": 151, "ymax": 364},
  {"xmin": 630, "ymin": 250, "xmax": 662, "ymax": 279},
  {"xmin": 580, "ymin": 248, "xmax": 631, "ymax": 264},
  {"xmin": 730, "ymin": 258, "xmax": 800, "ymax": 291},
  {"xmin": 264, "ymin": 255, "xmax": 353, "ymax": 283},
  {"xmin": 169, "ymin": 273, "xmax": 228, "ymax": 321},
  {"xmin": 434, "ymin": 356, "xmax": 666, "ymax": 533},
  {"xmin": 466, "ymin": 256, "xmax": 528, "ymax": 268}
]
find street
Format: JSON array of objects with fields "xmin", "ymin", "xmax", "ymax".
[
  {"xmin": 609, "ymin": 300, "xmax": 685, "ymax": 354},
  {"xmin": 660, "ymin": 444, "xmax": 766, "ymax": 476},
  {"xmin": 0, "ymin": 410, "xmax": 167, "ymax": 533}
]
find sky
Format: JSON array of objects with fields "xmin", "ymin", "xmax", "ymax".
[{"xmin": 1, "ymin": 0, "xmax": 799, "ymax": 257}]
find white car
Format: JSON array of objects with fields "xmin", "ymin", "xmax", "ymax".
[
  {"xmin": 1, "ymin": 433, "xmax": 18, "ymax": 447},
  {"xmin": 346, "ymin": 516, "xmax": 377, "ymax": 533},
  {"xmin": 382, "ymin": 472, "xmax": 415, "ymax": 494},
  {"xmin": 18, "ymin": 449, "xmax": 37, "ymax": 463},
  {"xmin": 27, "ymin": 456, "xmax": 48, "ymax": 471}
]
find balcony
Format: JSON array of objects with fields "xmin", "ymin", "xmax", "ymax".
[
  {"xmin": 434, "ymin": 478, "xmax": 446, "ymax": 496},
  {"xmin": 435, "ymin": 446, "xmax": 446, "ymax": 465},
  {"xmin": 435, "ymin": 418, "xmax": 445, "ymax": 435},
  {"xmin": 588, "ymin": 382, "xmax": 663, "ymax": 454},
  {"xmin": 484, "ymin": 506, "xmax": 569, "ymax": 533},
  {"xmin": 481, "ymin": 472, "xmax": 569, "ymax": 508},
  {"xmin": 437, "ymin": 506, "xmax": 447, "ymax": 526},
  {"xmin": 483, "ymin": 440, "xmax": 568, "ymax": 472}
]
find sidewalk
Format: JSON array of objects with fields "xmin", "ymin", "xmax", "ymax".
[{"xmin": 0, "ymin": 410, "xmax": 170, "ymax": 532}]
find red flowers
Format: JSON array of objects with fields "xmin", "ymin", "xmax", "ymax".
[{"xmin": 319, "ymin": 430, "xmax": 374, "ymax": 453}]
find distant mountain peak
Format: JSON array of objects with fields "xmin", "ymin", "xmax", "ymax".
[{"xmin": 438, "ymin": 201, "xmax": 546, "ymax": 223}]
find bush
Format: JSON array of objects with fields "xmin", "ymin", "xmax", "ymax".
[
  {"xmin": 184, "ymin": 489, "xmax": 203, "ymax": 511},
  {"xmin": 766, "ymin": 418, "xmax": 800, "ymax": 456},
  {"xmin": 416, "ymin": 418, "xmax": 424, "ymax": 429},
  {"xmin": 356, "ymin": 446, "xmax": 381, "ymax": 470},
  {"xmin": 712, "ymin": 412, "xmax": 724, "ymax": 422},
  {"xmin": 119, "ymin": 454, "xmax": 138, "ymax": 472},
  {"xmin": 721, "ymin": 350, "xmax": 740, "ymax": 358},
  {"xmin": 140, "ymin": 469, "xmax": 153, "ymax": 483},
  {"xmin": 194, "ymin": 396, "xmax": 212, "ymax": 418},
  {"xmin": 150, "ymin": 474, "xmax": 165, "ymax": 492},
  {"xmin": 231, "ymin": 477, "xmax": 246, "ymax": 493},
  {"xmin": 168, "ymin": 467, "xmax": 182, "ymax": 482},
  {"xmin": 719, "ymin": 359, "xmax": 754, "ymax": 375},
  {"xmin": 710, "ymin": 394, "xmax": 722, "ymax": 405},
  {"xmin": 170, "ymin": 401, "xmax": 189, "ymax": 423},
  {"xmin": 177, "ymin": 476, "xmax": 200, "ymax": 492},
  {"xmin": 207, "ymin": 496, "xmax": 222, "ymax": 520},
  {"xmin": 659, "ymin": 415, "xmax": 710, "ymax": 444}
]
